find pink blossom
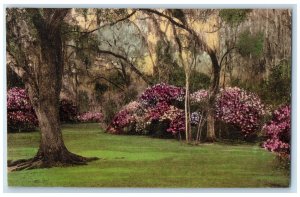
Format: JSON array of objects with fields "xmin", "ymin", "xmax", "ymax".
[
  {"xmin": 7, "ymin": 87, "xmax": 38, "ymax": 130},
  {"xmin": 77, "ymin": 111, "xmax": 103, "ymax": 123},
  {"xmin": 215, "ymin": 87, "xmax": 265, "ymax": 135},
  {"xmin": 262, "ymin": 105, "xmax": 290, "ymax": 157}
]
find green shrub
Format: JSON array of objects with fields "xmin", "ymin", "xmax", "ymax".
[
  {"xmin": 237, "ymin": 30, "xmax": 264, "ymax": 58},
  {"xmin": 169, "ymin": 65, "xmax": 210, "ymax": 92},
  {"xmin": 219, "ymin": 9, "xmax": 251, "ymax": 26},
  {"xmin": 263, "ymin": 60, "xmax": 291, "ymax": 106}
]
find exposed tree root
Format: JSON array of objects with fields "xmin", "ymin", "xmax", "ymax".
[{"xmin": 8, "ymin": 151, "xmax": 99, "ymax": 172}]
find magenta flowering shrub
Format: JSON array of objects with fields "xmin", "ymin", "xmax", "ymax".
[
  {"xmin": 106, "ymin": 101, "xmax": 143, "ymax": 134},
  {"xmin": 215, "ymin": 87, "xmax": 265, "ymax": 135},
  {"xmin": 262, "ymin": 105, "xmax": 291, "ymax": 157},
  {"xmin": 108, "ymin": 84, "xmax": 268, "ymax": 140},
  {"xmin": 159, "ymin": 105, "xmax": 185, "ymax": 134},
  {"xmin": 146, "ymin": 101, "xmax": 171, "ymax": 121},
  {"xmin": 108, "ymin": 84, "xmax": 185, "ymax": 135},
  {"xmin": 59, "ymin": 99, "xmax": 78, "ymax": 122},
  {"xmin": 190, "ymin": 89, "xmax": 208, "ymax": 104},
  {"xmin": 139, "ymin": 83, "xmax": 185, "ymax": 106},
  {"xmin": 167, "ymin": 113, "xmax": 185, "ymax": 134},
  {"xmin": 107, "ymin": 83, "xmax": 186, "ymax": 135},
  {"xmin": 7, "ymin": 87, "xmax": 38, "ymax": 131},
  {"xmin": 77, "ymin": 112, "xmax": 104, "ymax": 123},
  {"xmin": 160, "ymin": 105, "xmax": 183, "ymax": 122}
]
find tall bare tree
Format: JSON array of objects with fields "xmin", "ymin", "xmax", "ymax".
[{"xmin": 140, "ymin": 9, "xmax": 220, "ymax": 142}]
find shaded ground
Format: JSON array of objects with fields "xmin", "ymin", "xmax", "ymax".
[{"xmin": 7, "ymin": 123, "xmax": 289, "ymax": 187}]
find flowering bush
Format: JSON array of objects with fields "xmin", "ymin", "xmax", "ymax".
[
  {"xmin": 7, "ymin": 87, "xmax": 38, "ymax": 131},
  {"xmin": 108, "ymin": 84, "xmax": 268, "ymax": 140},
  {"xmin": 59, "ymin": 99, "xmax": 78, "ymax": 122},
  {"xmin": 215, "ymin": 87, "xmax": 265, "ymax": 135},
  {"xmin": 139, "ymin": 83, "xmax": 185, "ymax": 107},
  {"xmin": 190, "ymin": 89, "xmax": 208, "ymax": 104},
  {"xmin": 77, "ymin": 112, "xmax": 104, "ymax": 123},
  {"xmin": 262, "ymin": 105, "xmax": 291, "ymax": 157},
  {"xmin": 146, "ymin": 101, "xmax": 171, "ymax": 121},
  {"xmin": 106, "ymin": 101, "xmax": 144, "ymax": 134},
  {"xmin": 107, "ymin": 83, "xmax": 186, "ymax": 135},
  {"xmin": 190, "ymin": 112, "xmax": 201, "ymax": 125},
  {"xmin": 160, "ymin": 105, "xmax": 183, "ymax": 122},
  {"xmin": 8, "ymin": 88, "xmax": 82, "ymax": 130},
  {"xmin": 159, "ymin": 105, "xmax": 185, "ymax": 134}
]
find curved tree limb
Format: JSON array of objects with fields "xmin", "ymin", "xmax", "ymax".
[
  {"xmin": 66, "ymin": 44, "xmax": 152, "ymax": 85},
  {"xmin": 80, "ymin": 10, "xmax": 137, "ymax": 36},
  {"xmin": 96, "ymin": 49, "xmax": 152, "ymax": 85}
]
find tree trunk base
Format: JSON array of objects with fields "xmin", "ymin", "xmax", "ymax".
[
  {"xmin": 7, "ymin": 151, "xmax": 99, "ymax": 172},
  {"xmin": 205, "ymin": 137, "xmax": 216, "ymax": 143}
]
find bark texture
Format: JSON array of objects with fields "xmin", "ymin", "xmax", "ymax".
[
  {"xmin": 7, "ymin": 9, "xmax": 98, "ymax": 171},
  {"xmin": 206, "ymin": 50, "xmax": 221, "ymax": 142}
]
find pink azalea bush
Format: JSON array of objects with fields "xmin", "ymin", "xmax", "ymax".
[
  {"xmin": 7, "ymin": 87, "xmax": 38, "ymax": 131},
  {"xmin": 106, "ymin": 101, "xmax": 144, "ymax": 134},
  {"xmin": 160, "ymin": 105, "xmax": 185, "ymax": 134},
  {"xmin": 166, "ymin": 114, "xmax": 185, "ymax": 134},
  {"xmin": 146, "ymin": 101, "xmax": 171, "ymax": 121},
  {"xmin": 108, "ymin": 84, "xmax": 268, "ymax": 139},
  {"xmin": 139, "ymin": 83, "xmax": 185, "ymax": 107},
  {"xmin": 215, "ymin": 87, "xmax": 265, "ymax": 136},
  {"xmin": 262, "ymin": 105, "xmax": 291, "ymax": 158},
  {"xmin": 108, "ymin": 84, "xmax": 190, "ymax": 136},
  {"xmin": 190, "ymin": 89, "xmax": 208, "ymax": 104},
  {"xmin": 7, "ymin": 87, "xmax": 86, "ymax": 130},
  {"xmin": 107, "ymin": 84, "xmax": 185, "ymax": 135},
  {"xmin": 77, "ymin": 111, "xmax": 104, "ymax": 123}
]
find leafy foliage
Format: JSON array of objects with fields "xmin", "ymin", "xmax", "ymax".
[
  {"xmin": 262, "ymin": 60, "xmax": 291, "ymax": 106},
  {"xmin": 237, "ymin": 30, "xmax": 264, "ymax": 58},
  {"xmin": 232, "ymin": 60, "xmax": 291, "ymax": 108},
  {"xmin": 219, "ymin": 9, "xmax": 251, "ymax": 26}
]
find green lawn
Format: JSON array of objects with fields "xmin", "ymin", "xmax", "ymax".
[{"xmin": 7, "ymin": 123, "xmax": 290, "ymax": 187}]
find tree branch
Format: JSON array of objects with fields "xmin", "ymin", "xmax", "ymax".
[
  {"xmin": 139, "ymin": 9, "xmax": 217, "ymax": 59},
  {"xmin": 66, "ymin": 44, "xmax": 152, "ymax": 85},
  {"xmin": 219, "ymin": 47, "xmax": 236, "ymax": 68},
  {"xmin": 80, "ymin": 10, "xmax": 137, "ymax": 36},
  {"xmin": 96, "ymin": 49, "xmax": 152, "ymax": 85}
]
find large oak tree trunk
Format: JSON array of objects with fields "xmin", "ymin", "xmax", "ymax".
[{"xmin": 8, "ymin": 9, "xmax": 97, "ymax": 171}]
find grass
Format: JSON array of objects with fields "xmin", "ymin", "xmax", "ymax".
[{"xmin": 7, "ymin": 123, "xmax": 290, "ymax": 187}]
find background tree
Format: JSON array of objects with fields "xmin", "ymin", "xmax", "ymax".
[{"xmin": 140, "ymin": 9, "xmax": 221, "ymax": 142}]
